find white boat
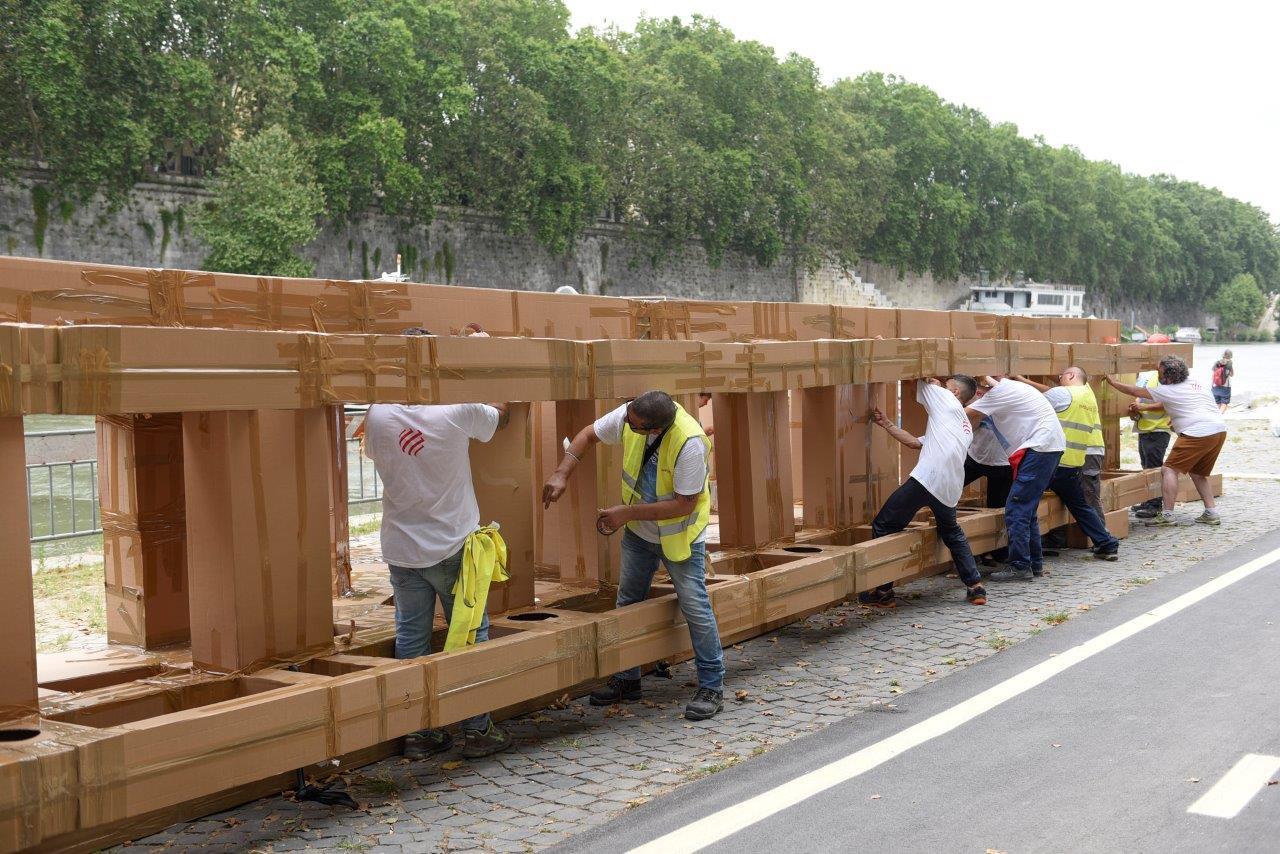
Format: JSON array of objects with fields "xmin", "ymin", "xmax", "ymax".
[{"xmin": 1172, "ymin": 327, "xmax": 1202, "ymax": 343}]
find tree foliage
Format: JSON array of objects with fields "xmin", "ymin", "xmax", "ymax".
[
  {"xmin": 193, "ymin": 126, "xmax": 323, "ymax": 276},
  {"xmin": 1210, "ymin": 272, "xmax": 1267, "ymax": 330},
  {"xmin": 1, "ymin": 1, "xmax": 1277, "ymax": 306}
]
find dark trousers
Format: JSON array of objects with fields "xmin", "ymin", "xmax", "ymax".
[
  {"xmin": 1137, "ymin": 431, "xmax": 1171, "ymax": 511},
  {"xmin": 963, "ymin": 457, "xmax": 1012, "ymax": 559},
  {"xmin": 1005, "ymin": 449, "xmax": 1062, "ymax": 573},
  {"xmin": 871, "ymin": 477, "xmax": 981, "ymax": 590},
  {"xmin": 1048, "ymin": 465, "xmax": 1119, "ymax": 552}
]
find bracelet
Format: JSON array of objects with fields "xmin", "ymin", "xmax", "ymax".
[{"xmin": 564, "ymin": 449, "xmax": 581, "ymax": 463}]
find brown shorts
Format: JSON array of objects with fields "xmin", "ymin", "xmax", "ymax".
[{"xmin": 1164, "ymin": 431, "xmax": 1226, "ymax": 477}]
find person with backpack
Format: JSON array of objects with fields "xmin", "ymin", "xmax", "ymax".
[{"xmin": 1211, "ymin": 350, "xmax": 1234, "ymax": 413}]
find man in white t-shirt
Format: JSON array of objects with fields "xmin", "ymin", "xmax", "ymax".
[
  {"xmin": 542, "ymin": 390, "xmax": 723, "ymax": 722},
  {"xmin": 1106, "ymin": 355, "xmax": 1227, "ymax": 526},
  {"xmin": 965, "ymin": 377, "xmax": 1067, "ymax": 582},
  {"xmin": 964, "ymin": 389, "xmax": 1013, "ymax": 563},
  {"xmin": 363, "ymin": 329, "xmax": 514, "ymax": 761},
  {"xmin": 860, "ymin": 376, "xmax": 987, "ymax": 608}
]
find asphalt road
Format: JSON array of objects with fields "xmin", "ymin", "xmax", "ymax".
[{"xmin": 559, "ymin": 526, "xmax": 1280, "ymax": 854}]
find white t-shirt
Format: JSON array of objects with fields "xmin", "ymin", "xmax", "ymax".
[
  {"xmin": 908, "ymin": 383, "xmax": 973, "ymax": 507},
  {"xmin": 968, "ymin": 417, "xmax": 1011, "ymax": 467},
  {"xmin": 593, "ymin": 403, "xmax": 708, "ymax": 544},
  {"xmin": 968, "ymin": 379, "xmax": 1067, "ymax": 456},
  {"xmin": 364, "ymin": 403, "xmax": 499, "ymax": 567},
  {"xmin": 1147, "ymin": 380, "xmax": 1227, "ymax": 438}
]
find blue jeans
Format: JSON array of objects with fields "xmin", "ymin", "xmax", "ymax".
[
  {"xmin": 1049, "ymin": 466, "xmax": 1119, "ymax": 553},
  {"xmin": 616, "ymin": 529, "xmax": 724, "ymax": 692},
  {"xmin": 390, "ymin": 550, "xmax": 490, "ymax": 732},
  {"xmin": 1005, "ymin": 449, "xmax": 1062, "ymax": 573}
]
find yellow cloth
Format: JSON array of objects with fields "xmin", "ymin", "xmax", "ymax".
[{"xmin": 444, "ymin": 524, "xmax": 509, "ymax": 652}]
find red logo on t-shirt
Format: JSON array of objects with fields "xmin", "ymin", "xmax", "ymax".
[{"xmin": 398, "ymin": 428, "xmax": 425, "ymax": 456}]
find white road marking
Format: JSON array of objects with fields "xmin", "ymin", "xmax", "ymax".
[
  {"xmin": 628, "ymin": 545, "xmax": 1280, "ymax": 854},
  {"xmin": 1187, "ymin": 754, "xmax": 1280, "ymax": 819}
]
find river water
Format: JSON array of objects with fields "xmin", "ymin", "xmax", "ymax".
[{"xmin": 1192, "ymin": 342, "xmax": 1280, "ymax": 402}]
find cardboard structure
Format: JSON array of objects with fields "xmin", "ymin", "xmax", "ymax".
[{"xmin": 0, "ymin": 255, "xmax": 1215, "ymax": 852}]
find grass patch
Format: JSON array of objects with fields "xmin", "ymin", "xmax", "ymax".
[
  {"xmin": 1041, "ymin": 612, "xmax": 1070, "ymax": 625},
  {"xmin": 32, "ymin": 561, "xmax": 106, "ymax": 649},
  {"xmin": 335, "ymin": 841, "xmax": 370, "ymax": 852},
  {"xmin": 349, "ymin": 515, "xmax": 382, "ymax": 538},
  {"xmin": 356, "ymin": 773, "xmax": 401, "ymax": 798},
  {"xmin": 986, "ymin": 633, "xmax": 1013, "ymax": 651},
  {"xmin": 685, "ymin": 755, "xmax": 741, "ymax": 781},
  {"xmin": 1125, "ymin": 577, "xmax": 1155, "ymax": 586}
]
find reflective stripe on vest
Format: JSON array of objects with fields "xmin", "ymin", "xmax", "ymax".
[
  {"xmin": 1057, "ymin": 384, "xmax": 1104, "ymax": 468},
  {"xmin": 1135, "ymin": 372, "xmax": 1172, "ymax": 433},
  {"xmin": 620, "ymin": 404, "xmax": 711, "ymax": 563}
]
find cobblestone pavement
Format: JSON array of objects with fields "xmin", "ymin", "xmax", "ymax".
[{"xmin": 120, "ymin": 464, "xmax": 1280, "ymax": 852}]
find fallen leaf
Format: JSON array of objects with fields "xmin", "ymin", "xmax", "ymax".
[
  {"xmin": 734, "ymin": 690, "xmax": 750, "ymax": 702},
  {"xmin": 1185, "ymin": 777, "xmax": 1200, "ymax": 783},
  {"xmin": 1268, "ymin": 780, "xmax": 1278, "ymax": 786},
  {"xmin": 1052, "ymin": 743, "xmax": 1062, "ymax": 748},
  {"xmin": 869, "ymin": 794, "xmax": 881, "ymax": 800},
  {"xmin": 440, "ymin": 761, "xmax": 463, "ymax": 771},
  {"xmin": 224, "ymin": 818, "xmax": 242, "ymax": 827},
  {"xmin": 828, "ymin": 693, "xmax": 842, "ymax": 701}
]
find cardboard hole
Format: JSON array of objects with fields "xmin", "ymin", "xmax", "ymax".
[
  {"xmin": 782, "ymin": 546, "xmax": 822, "ymax": 553},
  {"xmin": 0, "ymin": 728, "xmax": 41, "ymax": 742},
  {"xmin": 507, "ymin": 612, "xmax": 558, "ymax": 622}
]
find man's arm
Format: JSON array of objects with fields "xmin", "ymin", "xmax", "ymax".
[
  {"xmin": 870, "ymin": 407, "xmax": 923, "ymax": 450},
  {"xmin": 1009, "ymin": 375, "xmax": 1051, "ymax": 393},
  {"xmin": 1104, "ymin": 375, "xmax": 1153, "ymax": 400},
  {"xmin": 486, "ymin": 402, "xmax": 511, "ymax": 430},
  {"xmin": 1129, "ymin": 401, "xmax": 1165, "ymax": 412},
  {"xmin": 542, "ymin": 423, "xmax": 601, "ymax": 508},
  {"xmin": 598, "ymin": 493, "xmax": 698, "ymax": 533}
]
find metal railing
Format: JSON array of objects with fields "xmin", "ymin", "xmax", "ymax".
[{"xmin": 24, "ymin": 436, "xmax": 382, "ymax": 543}]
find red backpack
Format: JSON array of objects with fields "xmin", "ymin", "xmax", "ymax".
[{"xmin": 1212, "ymin": 362, "xmax": 1228, "ymax": 387}]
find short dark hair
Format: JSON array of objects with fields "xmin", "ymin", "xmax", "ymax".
[
  {"xmin": 628, "ymin": 390, "xmax": 678, "ymax": 430},
  {"xmin": 1066, "ymin": 365, "xmax": 1089, "ymax": 384},
  {"xmin": 1158, "ymin": 355, "xmax": 1189, "ymax": 385},
  {"xmin": 401, "ymin": 326, "xmax": 433, "ymax": 336},
  {"xmin": 949, "ymin": 374, "xmax": 977, "ymax": 404}
]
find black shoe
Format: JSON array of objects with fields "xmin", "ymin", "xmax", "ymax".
[
  {"xmin": 589, "ymin": 676, "xmax": 642, "ymax": 706},
  {"xmin": 404, "ymin": 728, "xmax": 453, "ymax": 760},
  {"xmin": 461, "ymin": 722, "xmax": 512, "ymax": 759},
  {"xmin": 857, "ymin": 588, "xmax": 897, "ymax": 608},
  {"xmin": 966, "ymin": 584, "xmax": 988, "ymax": 605},
  {"xmin": 1032, "ymin": 565, "xmax": 1045, "ymax": 578},
  {"xmin": 1041, "ymin": 549, "xmax": 1061, "ymax": 558},
  {"xmin": 1134, "ymin": 507, "xmax": 1158, "ymax": 519},
  {"xmin": 1093, "ymin": 547, "xmax": 1119, "ymax": 562},
  {"xmin": 990, "ymin": 566, "xmax": 1035, "ymax": 583},
  {"xmin": 684, "ymin": 687, "xmax": 724, "ymax": 721}
]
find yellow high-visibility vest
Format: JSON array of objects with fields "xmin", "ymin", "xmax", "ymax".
[
  {"xmin": 444, "ymin": 524, "xmax": 508, "ymax": 651},
  {"xmin": 621, "ymin": 404, "xmax": 711, "ymax": 563},
  {"xmin": 1135, "ymin": 372, "xmax": 1172, "ymax": 433},
  {"xmin": 1058, "ymin": 384, "xmax": 1105, "ymax": 468}
]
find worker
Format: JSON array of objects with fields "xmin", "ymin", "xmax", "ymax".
[
  {"xmin": 963, "ymin": 376, "xmax": 1066, "ymax": 582},
  {"xmin": 541, "ymin": 390, "xmax": 724, "ymax": 721},
  {"xmin": 1105, "ymin": 355, "xmax": 1227, "ymax": 526},
  {"xmin": 1009, "ymin": 369, "xmax": 1119, "ymax": 560},
  {"xmin": 364, "ymin": 327, "xmax": 514, "ymax": 760},
  {"xmin": 963, "ymin": 384, "xmax": 1013, "ymax": 564},
  {"xmin": 1211, "ymin": 349, "xmax": 1234, "ymax": 413},
  {"xmin": 1129, "ymin": 369, "xmax": 1172, "ymax": 519},
  {"xmin": 860, "ymin": 376, "xmax": 988, "ymax": 607}
]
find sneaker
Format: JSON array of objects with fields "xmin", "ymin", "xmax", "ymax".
[
  {"xmin": 1134, "ymin": 507, "xmax": 1158, "ymax": 519},
  {"xmin": 589, "ymin": 676, "xmax": 642, "ymax": 706},
  {"xmin": 1093, "ymin": 547, "xmax": 1119, "ymax": 562},
  {"xmin": 857, "ymin": 588, "xmax": 897, "ymax": 608},
  {"xmin": 1145, "ymin": 513, "xmax": 1176, "ymax": 527},
  {"xmin": 1032, "ymin": 565, "xmax": 1045, "ymax": 578},
  {"xmin": 684, "ymin": 687, "xmax": 724, "ymax": 721},
  {"xmin": 966, "ymin": 584, "xmax": 988, "ymax": 605},
  {"xmin": 404, "ymin": 728, "xmax": 453, "ymax": 760},
  {"xmin": 1195, "ymin": 511, "xmax": 1221, "ymax": 527},
  {"xmin": 461, "ymin": 722, "xmax": 512, "ymax": 759},
  {"xmin": 990, "ymin": 566, "xmax": 1035, "ymax": 583}
]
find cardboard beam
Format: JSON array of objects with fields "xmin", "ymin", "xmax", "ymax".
[
  {"xmin": 97, "ymin": 414, "xmax": 190, "ymax": 649},
  {"xmin": 0, "ymin": 416, "xmax": 37, "ymax": 720}
]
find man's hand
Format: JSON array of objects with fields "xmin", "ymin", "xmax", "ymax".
[
  {"xmin": 542, "ymin": 473, "xmax": 568, "ymax": 509},
  {"xmin": 870, "ymin": 407, "xmax": 890, "ymax": 429},
  {"xmin": 596, "ymin": 505, "xmax": 631, "ymax": 535},
  {"xmin": 925, "ymin": 377, "xmax": 942, "ymax": 387}
]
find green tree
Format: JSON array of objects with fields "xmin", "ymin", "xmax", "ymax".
[
  {"xmin": 194, "ymin": 126, "xmax": 323, "ymax": 276},
  {"xmin": 1210, "ymin": 272, "xmax": 1267, "ymax": 331}
]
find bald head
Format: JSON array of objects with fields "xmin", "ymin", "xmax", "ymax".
[{"xmin": 1059, "ymin": 366, "xmax": 1088, "ymax": 386}]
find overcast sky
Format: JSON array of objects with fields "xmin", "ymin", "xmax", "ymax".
[{"xmin": 567, "ymin": 0, "xmax": 1279, "ymax": 223}]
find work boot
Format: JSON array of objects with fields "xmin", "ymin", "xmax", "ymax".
[
  {"xmin": 684, "ymin": 687, "xmax": 724, "ymax": 721},
  {"xmin": 1146, "ymin": 512, "xmax": 1176, "ymax": 527},
  {"xmin": 1134, "ymin": 507, "xmax": 1158, "ymax": 519},
  {"xmin": 966, "ymin": 584, "xmax": 988, "ymax": 605},
  {"xmin": 1093, "ymin": 546, "xmax": 1119, "ymax": 562},
  {"xmin": 461, "ymin": 722, "xmax": 512, "ymax": 759},
  {"xmin": 1195, "ymin": 510, "xmax": 1221, "ymax": 526},
  {"xmin": 589, "ymin": 676, "xmax": 642, "ymax": 706},
  {"xmin": 403, "ymin": 728, "xmax": 453, "ymax": 760},
  {"xmin": 857, "ymin": 587, "xmax": 896, "ymax": 608},
  {"xmin": 990, "ymin": 566, "xmax": 1034, "ymax": 583}
]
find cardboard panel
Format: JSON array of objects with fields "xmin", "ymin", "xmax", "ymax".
[
  {"xmin": 950, "ymin": 312, "xmax": 1006, "ymax": 341},
  {"xmin": 712, "ymin": 391, "xmax": 795, "ymax": 548},
  {"xmin": 471, "ymin": 403, "xmax": 536, "ymax": 613}
]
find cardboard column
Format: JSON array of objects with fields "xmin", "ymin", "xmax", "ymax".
[
  {"xmin": 471, "ymin": 403, "xmax": 536, "ymax": 613},
  {"xmin": 899, "ymin": 380, "xmax": 927, "ymax": 478},
  {"xmin": 183, "ymin": 409, "xmax": 334, "ymax": 672},
  {"xmin": 327, "ymin": 405, "xmax": 353, "ymax": 597},
  {"xmin": 0, "ymin": 417, "xmax": 37, "ymax": 719},
  {"xmin": 713, "ymin": 391, "xmax": 794, "ymax": 548},
  {"xmin": 547, "ymin": 400, "xmax": 619, "ymax": 586},
  {"xmin": 801, "ymin": 385, "xmax": 862, "ymax": 529},
  {"xmin": 532, "ymin": 402, "xmax": 560, "ymax": 575},
  {"xmin": 97, "ymin": 414, "xmax": 190, "ymax": 648}
]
